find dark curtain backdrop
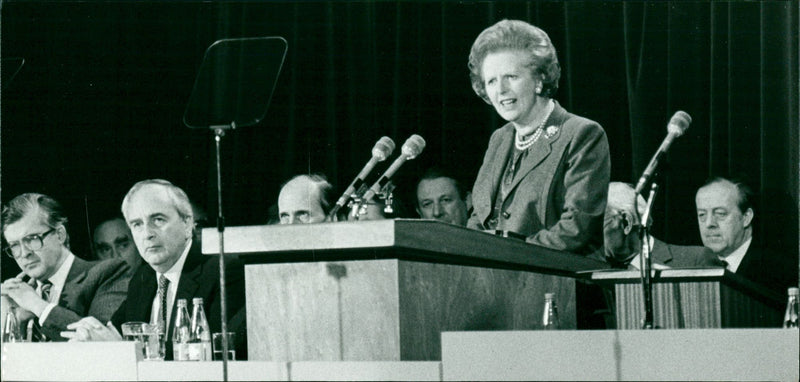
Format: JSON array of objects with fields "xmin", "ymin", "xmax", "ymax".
[{"xmin": 2, "ymin": 1, "xmax": 798, "ymax": 283}]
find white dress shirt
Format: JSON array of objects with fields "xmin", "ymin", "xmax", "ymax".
[
  {"xmin": 149, "ymin": 240, "xmax": 192, "ymax": 329},
  {"xmin": 38, "ymin": 253, "xmax": 75, "ymax": 324},
  {"xmin": 720, "ymin": 237, "xmax": 751, "ymax": 273}
]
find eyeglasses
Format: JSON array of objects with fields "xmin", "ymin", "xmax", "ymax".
[{"xmin": 3, "ymin": 228, "xmax": 56, "ymax": 259}]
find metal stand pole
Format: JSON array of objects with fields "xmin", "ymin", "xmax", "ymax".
[
  {"xmin": 638, "ymin": 183, "xmax": 659, "ymax": 329},
  {"xmin": 211, "ymin": 122, "xmax": 235, "ymax": 381}
]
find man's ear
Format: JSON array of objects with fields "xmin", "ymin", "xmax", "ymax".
[
  {"xmin": 55, "ymin": 225, "xmax": 68, "ymax": 244},
  {"xmin": 620, "ymin": 211, "xmax": 635, "ymax": 235},
  {"xmin": 464, "ymin": 191, "xmax": 473, "ymax": 212},
  {"xmin": 742, "ymin": 207, "xmax": 754, "ymax": 228},
  {"xmin": 183, "ymin": 217, "xmax": 195, "ymax": 239}
]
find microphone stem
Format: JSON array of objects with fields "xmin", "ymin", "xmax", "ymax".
[{"xmin": 327, "ymin": 205, "xmax": 341, "ymax": 221}]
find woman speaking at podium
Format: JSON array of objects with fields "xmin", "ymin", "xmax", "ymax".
[{"xmin": 466, "ymin": 19, "xmax": 610, "ymax": 255}]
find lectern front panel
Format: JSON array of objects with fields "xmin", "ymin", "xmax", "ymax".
[{"xmin": 246, "ymin": 259, "xmax": 576, "ymax": 361}]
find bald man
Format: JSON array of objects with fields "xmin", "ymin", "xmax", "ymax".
[{"xmin": 277, "ymin": 174, "xmax": 333, "ymax": 224}]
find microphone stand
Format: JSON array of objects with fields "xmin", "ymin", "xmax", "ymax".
[
  {"xmin": 350, "ymin": 181, "xmax": 395, "ymax": 220},
  {"xmin": 328, "ymin": 182, "xmax": 369, "ymax": 221},
  {"xmin": 210, "ymin": 122, "xmax": 234, "ymax": 381},
  {"xmin": 638, "ymin": 182, "xmax": 659, "ymax": 329}
]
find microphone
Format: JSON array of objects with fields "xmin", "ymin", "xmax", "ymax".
[
  {"xmin": 634, "ymin": 111, "xmax": 691, "ymax": 195},
  {"xmin": 361, "ymin": 134, "xmax": 426, "ymax": 203},
  {"xmin": 329, "ymin": 136, "xmax": 396, "ymax": 218}
]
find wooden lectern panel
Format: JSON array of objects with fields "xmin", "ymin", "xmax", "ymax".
[
  {"xmin": 247, "ymin": 260, "xmax": 402, "ymax": 361},
  {"xmin": 247, "ymin": 259, "xmax": 575, "ymax": 361}
]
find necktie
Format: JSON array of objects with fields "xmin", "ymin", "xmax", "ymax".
[
  {"xmin": 718, "ymin": 258, "xmax": 729, "ymax": 270},
  {"xmin": 40, "ymin": 280, "xmax": 53, "ymax": 302},
  {"xmin": 29, "ymin": 280, "xmax": 53, "ymax": 342},
  {"xmin": 157, "ymin": 275, "xmax": 170, "ymax": 332}
]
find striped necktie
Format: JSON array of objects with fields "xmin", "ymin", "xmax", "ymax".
[{"xmin": 157, "ymin": 275, "xmax": 170, "ymax": 332}]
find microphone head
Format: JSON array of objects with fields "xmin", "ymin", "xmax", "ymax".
[
  {"xmin": 371, "ymin": 136, "xmax": 396, "ymax": 161},
  {"xmin": 667, "ymin": 111, "xmax": 692, "ymax": 137},
  {"xmin": 401, "ymin": 134, "xmax": 426, "ymax": 159}
]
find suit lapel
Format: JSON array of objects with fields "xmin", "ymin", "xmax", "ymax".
[
  {"xmin": 133, "ymin": 265, "xmax": 158, "ymax": 323},
  {"xmin": 505, "ymin": 131, "xmax": 555, "ymax": 195},
  {"xmin": 483, "ymin": 127, "xmax": 513, "ymax": 213},
  {"xmin": 504, "ymin": 104, "xmax": 566, "ymax": 198},
  {"xmin": 58, "ymin": 257, "xmax": 91, "ymax": 307},
  {"xmin": 168, "ymin": 243, "xmax": 204, "ymax": 336},
  {"xmin": 735, "ymin": 240, "xmax": 758, "ymax": 276}
]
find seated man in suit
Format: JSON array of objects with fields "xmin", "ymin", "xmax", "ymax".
[
  {"xmin": 278, "ymin": 174, "xmax": 333, "ymax": 224},
  {"xmin": 93, "ymin": 217, "xmax": 142, "ymax": 272},
  {"xmin": 601, "ymin": 182, "xmax": 716, "ymax": 269},
  {"xmin": 0, "ymin": 193, "xmax": 129, "ymax": 341},
  {"xmin": 62, "ymin": 179, "xmax": 247, "ymax": 359},
  {"xmin": 695, "ymin": 177, "xmax": 798, "ymax": 294},
  {"xmin": 415, "ymin": 167, "xmax": 471, "ymax": 227}
]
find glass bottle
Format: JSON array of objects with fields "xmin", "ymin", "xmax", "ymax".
[
  {"xmin": 783, "ymin": 287, "xmax": 799, "ymax": 328},
  {"xmin": 189, "ymin": 297, "xmax": 212, "ymax": 361},
  {"xmin": 172, "ymin": 299, "xmax": 192, "ymax": 360},
  {"xmin": 543, "ymin": 293, "xmax": 560, "ymax": 330},
  {"xmin": 2, "ymin": 309, "xmax": 21, "ymax": 342}
]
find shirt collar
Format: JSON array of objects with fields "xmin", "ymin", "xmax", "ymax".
[{"xmin": 720, "ymin": 237, "xmax": 751, "ymax": 273}]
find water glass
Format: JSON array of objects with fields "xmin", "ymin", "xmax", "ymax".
[
  {"xmin": 121, "ymin": 322, "xmax": 165, "ymax": 361},
  {"xmin": 212, "ymin": 332, "xmax": 236, "ymax": 361}
]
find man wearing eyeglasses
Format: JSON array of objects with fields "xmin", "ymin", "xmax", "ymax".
[{"xmin": 0, "ymin": 193, "xmax": 129, "ymax": 341}]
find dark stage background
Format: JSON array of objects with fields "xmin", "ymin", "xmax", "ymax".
[{"xmin": 2, "ymin": 1, "xmax": 798, "ymax": 283}]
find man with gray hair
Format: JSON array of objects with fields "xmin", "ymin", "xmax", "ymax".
[
  {"xmin": 1, "ymin": 193, "xmax": 128, "ymax": 341},
  {"xmin": 62, "ymin": 179, "xmax": 247, "ymax": 359},
  {"xmin": 601, "ymin": 182, "xmax": 715, "ymax": 269}
]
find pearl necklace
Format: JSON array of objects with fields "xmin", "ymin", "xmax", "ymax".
[{"xmin": 514, "ymin": 100, "xmax": 554, "ymax": 151}]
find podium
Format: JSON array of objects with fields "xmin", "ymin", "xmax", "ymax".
[
  {"xmin": 590, "ymin": 268, "xmax": 784, "ymax": 329},
  {"xmin": 202, "ymin": 219, "xmax": 609, "ymax": 361}
]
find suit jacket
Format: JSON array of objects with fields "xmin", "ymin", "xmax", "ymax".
[
  {"xmin": 110, "ymin": 241, "xmax": 246, "ymax": 360},
  {"xmin": 649, "ymin": 239, "xmax": 719, "ymax": 268},
  {"xmin": 39, "ymin": 257, "xmax": 129, "ymax": 341},
  {"xmin": 594, "ymin": 237, "xmax": 718, "ymax": 269},
  {"xmin": 468, "ymin": 101, "xmax": 610, "ymax": 255},
  {"xmin": 735, "ymin": 240, "xmax": 798, "ymax": 295}
]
